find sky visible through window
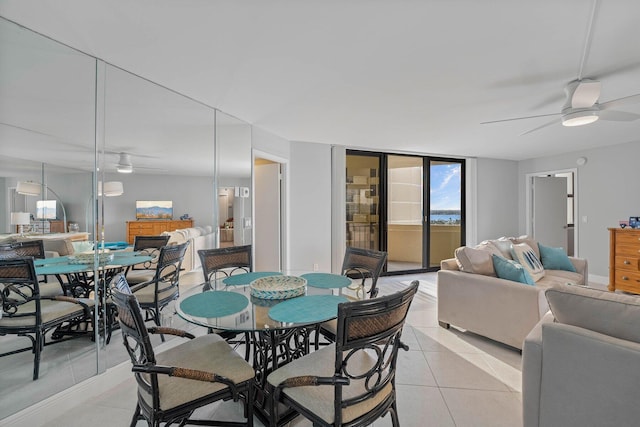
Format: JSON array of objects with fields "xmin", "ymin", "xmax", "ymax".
[{"xmin": 430, "ymin": 163, "xmax": 461, "ymax": 214}]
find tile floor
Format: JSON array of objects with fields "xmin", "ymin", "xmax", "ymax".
[{"xmin": 1, "ymin": 272, "xmax": 525, "ymax": 426}]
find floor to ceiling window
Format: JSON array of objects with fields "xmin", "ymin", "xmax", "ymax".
[{"xmin": 346, "ymin": 151, "xmax": 465, "ymax": 274}]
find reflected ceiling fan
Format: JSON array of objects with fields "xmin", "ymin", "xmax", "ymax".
[
  {"xmin": 481, "ymin": 0, "xmax": 640, "ymax": 135},
  {"xmin": 113, "ymin": 152, "xmax": 167, "ymax": 174}
]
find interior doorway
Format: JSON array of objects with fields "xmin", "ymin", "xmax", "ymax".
[
  {"xmin": 527, "ymin": 170, "xmax": 577, "ymax": 256},
  {"xmin": 254, "ymin": 157, "xmax": 284, "ymax": 272}
]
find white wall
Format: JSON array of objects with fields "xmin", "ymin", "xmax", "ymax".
[
  {"xmin": 518, "ymin": 140, "xmax": 640, "ymax": 278},
  {"xmin": 289, "ymin": 141, "xmax": 332, "ymax": 273},
  {"xmin": 476, "ymin": 157, "xmax": 519, "ymax": 242}
]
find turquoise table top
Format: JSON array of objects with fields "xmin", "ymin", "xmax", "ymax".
[
  {"xmin": 222, "ymin": 271, "xmax": 283, "ymax": 286},
  {"xmin": 268, "ymin": 295, "xmax": 349, "ymax": 323},
  {"xmin": 300, "ymin": 272, "xmax": 352, "ymax": 289},
  {"xmin": 180, "ymin": 291, "xmax": 249, "ymax": 318},
  {"xmin": 34, "ymin": 253, "xmax": 153, "ymax": 275}
]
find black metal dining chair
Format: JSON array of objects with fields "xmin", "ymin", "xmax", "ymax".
[
  {"xmin": 198, "ymin": 245, "xmax": 252, "ymax": 359},
  {"xmin": 267, "ymin": 281, "xmax": 419, "ymax": 427},
  {"xmin": 0, "ymin": 257, "xmax": 94, "ymax": 380},
  {"xmin": 110, "ymin": 273, "xmax": 255, "ymax": 427},
  {"xmin": 318, "ymin": 246, "xmax": 388, "ymax": 344},
  {"xmin": 0, "ymin": 239, "xmax": 65, "ymax": 296},
  {"xmin": 129, "ymin": 242, "xmax": 189, "ymax": 342},
  {"xmin": 125, "ymin": 235, "xmax": 170, "ymax": 285}
]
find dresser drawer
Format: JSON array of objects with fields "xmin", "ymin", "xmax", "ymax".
[
  {"xmin": 615, "ymin": 270, "xmax": 640, "ymax": 286},
  {"xmin": 616, "ymin": 232, "xmax": 640, "ymax": 246},
  {"xmin": 614, "ymin": 244, "xmax": 640, "ymax": 257},
  {"xmin": 615, "ymin": 256, "xmax": 640, "ymax": 271},
  {"xmin": 128, "ymin": 223, "xmax": 155, "ymax": 231}
]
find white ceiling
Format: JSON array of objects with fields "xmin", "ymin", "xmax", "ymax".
[{"xmin": 2, "ymin": 0, "xmax": 640, "ymax": 161}]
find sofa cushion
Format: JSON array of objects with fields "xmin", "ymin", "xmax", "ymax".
[
  {"xmin": 454, "ymin": 244, "xmax": 501, "ymax": 276},
  {"xmin": 42, "ymin": 239, "xmax": 74, "ymax": 256},
  {"xmin": 492, "ymin": 254, "xmax": 535, "ymax": 285},
  {"xmin": 537, "ymin": 270, "xmax": 584, "ymax": 288},
  {"xmin": 511, "ymin": 243, "xmax": 545, "ymax": 282},
  {"xmin": 539, "ymin": 244, "xmax": 576, "ymax": 272},
  {"xmin": 545, "ymin": 283, "xmax": 640, "ymax": 344},
  {"xmin": 487, "ymin": 237, "xmax": 514, "ymax": 260}
]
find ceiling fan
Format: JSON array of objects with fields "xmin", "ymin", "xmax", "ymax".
[
  {"xmin": 481, "ymin": 0, "xmax": 640, "ymax": 135},
  {"xmin": 482, "ymin": 80, "xmax": 640, "ymax": 135}
]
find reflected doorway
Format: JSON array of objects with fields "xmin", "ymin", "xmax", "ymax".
[{"xmin": 254, "ymin": 158, "xmax": 283, "ymax": 272}]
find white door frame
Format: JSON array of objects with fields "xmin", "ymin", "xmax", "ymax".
[
  {"xmin": 252, "ymin": 149, "xmax": 289, "ymax": 273},
  {"xmin": 525, "ymin": 167, "xmax": 579, "ymax": 256}
]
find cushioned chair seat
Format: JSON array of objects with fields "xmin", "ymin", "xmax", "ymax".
[
  {"xmin": 140, "ymin": 333, "xmax": 255, "ymax": 412},
  {"xmin": 132, "ymin": 283, "xmax": 177, "ymax": 304},
  {"xmin": 0, "ymin": 298, "xmax": 93, "ymax": 327},
  {"xmin": 38, "ymin": 282, "xmax": 65, "ymax": 298},
  {"xmin": 267, "ymin": 344, "xmax": 393, "ymax": 424},
  {"xmin": 125, "ymin": 270, "xmax": 156, "ymax": 285}
]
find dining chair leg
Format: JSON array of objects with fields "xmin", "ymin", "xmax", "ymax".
[
  {"xmin": 129, "ymin": 403, "xmax": 141, "ymax": 427},
  {"xmin": 33, "ymin": 331, "xmax": 42, "ymax": 380}
]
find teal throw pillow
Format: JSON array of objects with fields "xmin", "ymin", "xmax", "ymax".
[
  {"xmin": 492, "ymin": 254, "xmax": 535, "ymax": 285},
  {"xmin": 538, "ymin": 244, "xmax": 576, "ymax": 272}
]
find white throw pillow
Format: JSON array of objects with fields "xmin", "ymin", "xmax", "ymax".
[
  {"xmin": 510, "ymin": 242, "xmax": 545, "ymax": 282},
  {"xmin": 455, "ymin": 245, "xmax": 498, "ymax": 276},
  {"xmin": 487, "ymin": 237, "xmax": 514, "ymax": 260}
]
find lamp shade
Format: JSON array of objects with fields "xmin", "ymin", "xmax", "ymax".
[
  {"xmin": 16, "ymin": 181, "xmax": 42, "ymax": 196},
  {"xmin": 11, "ymin": 212, "xmax": 31, "ymax": 225},
  {"xmin": 98, "ymin": 181, "xmax": 124, "ymax": 197}
]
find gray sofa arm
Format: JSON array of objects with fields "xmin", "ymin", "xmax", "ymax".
[{"xmin": 521, "ymin": 312, "xmax": 554, "ymax": 427}]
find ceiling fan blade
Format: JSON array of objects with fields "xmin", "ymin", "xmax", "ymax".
[
  {"xmin": 571, "ymin": 80, "xmax": 601, "ymax": 108},
  {"xmin": 520, "ymin": 118, "xmax": 562, "ymax": 136},
  {"xmin": 600, "ymin": 93, "xmax": 640, "ymax": 111},
  {"xmin": 480, "ymin": 112, "xmax": 560, "ymax": 125},
  {"xmin": 599, "ymin": 110, "xmax": 640, "ymax": 122}
]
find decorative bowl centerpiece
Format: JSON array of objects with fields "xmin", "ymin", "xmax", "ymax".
[
  {"xmin": 250, "ymin": 275, "xmax": 306, "ymax": 300},
  {"xmin": 68, "ymin": 252, "xmax": 114, "ymax": 266}
]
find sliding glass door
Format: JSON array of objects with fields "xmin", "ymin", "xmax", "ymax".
[
  {"xmin": 428, "ymin": 159, "xmax": 464, "ymax": 269},
  {"xmin": 346, "ymin": 151, "xmax": 464, "ymax": 274}
]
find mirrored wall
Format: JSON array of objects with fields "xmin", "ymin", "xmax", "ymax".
[{"xmin": 0, "ymin": 16, "xmax": 253, "ymax": 418}]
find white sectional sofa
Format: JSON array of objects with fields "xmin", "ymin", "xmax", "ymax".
[
  {"xmin": 437, "ymin": 236, "xmax": 588, "ymax": 350},
  {"xmin": 162, "ymin": 226, "xmax": 215, "ymax": 272}
]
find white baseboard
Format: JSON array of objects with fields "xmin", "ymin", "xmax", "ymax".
[{"xmin": 588, "ymin": 274, "xmax": 608, "ymax": 287}]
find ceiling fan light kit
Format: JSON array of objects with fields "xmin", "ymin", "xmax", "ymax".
[
  {"xmin": 561, "ymin": 108, "xmax": 599, "ymax": 127},
  {"xmin": 116, "ymin": 152, "xmax": 133, "ymax": 173}
]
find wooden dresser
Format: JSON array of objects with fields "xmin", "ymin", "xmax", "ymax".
[
  {"xmin": 126, "ymin": 219, "xmax": 193, "ymax": 244},
  {"xmin": 609, "ymin": 227, "xmax": 640, "ymax": 294}
]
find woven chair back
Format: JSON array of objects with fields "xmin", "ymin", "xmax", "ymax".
[
  {"xmin": 198, "ymin": 245, "xmax": 252, "ymax": 286},
  {"xmin": 341, "ymin": 246, "xmax": 388, "ymax": 298}
]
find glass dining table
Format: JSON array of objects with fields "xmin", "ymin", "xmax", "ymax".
[
  {"xmin": 34, "ymin": 251, "xmax": 154, "ymax": 341},
  {"xmin": 175, "ymin": 271, "xmax": 353, "ymax": 426}
]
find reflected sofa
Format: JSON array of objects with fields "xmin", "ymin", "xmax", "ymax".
[
  {"xmin": 437, "ymin": 236, "xmax": 588, "ymax": 350},
  {"xmin": 162, "ymin": 226, "xmax": 215, "ymax": 272}
]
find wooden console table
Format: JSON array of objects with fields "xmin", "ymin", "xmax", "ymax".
[
  {"xmin": 126, "ymin": 219, "xmax": 194, "ymax": 244},
  {"xmin": 609, "ymin": 227, "xmax": 640, "ymax": 294}
]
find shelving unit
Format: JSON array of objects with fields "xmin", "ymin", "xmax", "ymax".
[{"xmin": 346, "ymin": 167, "xmax": 379, "ymax": 250}]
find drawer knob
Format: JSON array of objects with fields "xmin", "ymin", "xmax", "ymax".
[
  {"xmin": 625, "ymin": 260, "xmax": 632, "ymax": 265},
  {"xmin": 622, "ymin": 276, "xmax": 629, "ymax": 280}
]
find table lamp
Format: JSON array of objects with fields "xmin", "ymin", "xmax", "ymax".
[{"xmin": 11, "ymin": 212, "xmax": 31, "ymax": 236}]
